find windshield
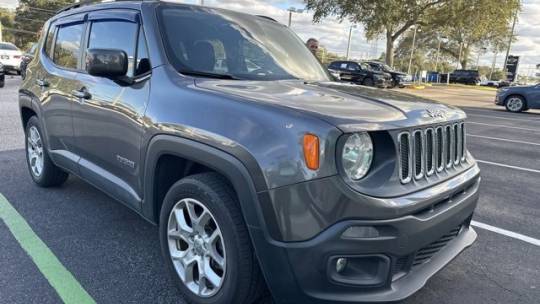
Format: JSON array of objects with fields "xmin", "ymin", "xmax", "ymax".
[
  {"xmin": 158, "ymin": 5, "xmax": 330, "ymax": 81},
  {"xmin": 0, "ymin": 43, "xmax": 19, "ymax": 51}
]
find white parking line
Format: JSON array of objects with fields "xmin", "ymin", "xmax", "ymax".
[
  {"xmin": 467, "ymin": 134, "xmax": 540, "ymax": 146},
  {"xmin": 467, "ymin": 121, "xmax": 539, "ymax": 132},
  {"xmin": 467, "ymin": 113, "xmax": 540, "ymax": 123},
  {"xmin": 476, "ymin": 159, "xmax": 540, "ymax": 174},
  {"xmin": 471, "ymin": 221, "xmax": 540, "ymax": 247}
]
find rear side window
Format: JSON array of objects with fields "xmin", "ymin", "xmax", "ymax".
[
  {"xmin": 44, "ymin": 24, "xmax": 56, "ymax": 58},
  {"xmin": 87, "ymin": 21, "xmax": 138, "ymax": 77},
  {"xmin": 53, "ymin": 23, "xmax": 84, "ymax": 69}
]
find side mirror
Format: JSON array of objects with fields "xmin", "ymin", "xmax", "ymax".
[{"xmin": 86, "ymin": 48, "xmax": 128, "ymax": 78}]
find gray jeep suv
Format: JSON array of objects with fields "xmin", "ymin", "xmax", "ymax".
[{"xmin": 19, "ymin": 1, "xmax": 480, "ymax": 304}]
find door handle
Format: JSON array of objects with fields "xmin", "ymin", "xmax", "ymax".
[
  {"xmin": 71, "ymin": 88, "xmax": 91, "ymax": 101},
  {"xmin": 36, "ymin": 79, "xmax": 49, "ymax": 87}
]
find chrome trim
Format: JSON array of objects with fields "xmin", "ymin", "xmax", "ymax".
[
  {"xmin": 454, "ymin": 123, "xmax": 460, "ymax": 165},
  {"xmin": 413, "ymin": 130, "xmax": 425, "ymax": 180},
  {"xmin": 445, "ymin": 125, "xmax": 453, "ymax": 168},
  {"xmin": 425, "ymin": 128, "xmax": 436, "ymax": 176},
  {"xmin": 398, "ymin": 132, "xmax": 412, "ymax": 184},
  {"xmin": 460, "ymin": 122, "xmax": 466, "ymax": 161},
  {"xmin": 436, "ymin": 126, "xmax": 445, "ymax": 172}
]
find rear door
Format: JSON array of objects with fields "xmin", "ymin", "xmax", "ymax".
[
  {"xmin": 34, "ymin": 17, "xmax": 87, "ymax": 173},
  {"xmin": 72, "ymin": 10, "xmax": 151, "ymax": 209}
]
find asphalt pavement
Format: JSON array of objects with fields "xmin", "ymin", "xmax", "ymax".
[{"xmin": 1, "ymin": 77, "xmax": 539, "ymax": 304}]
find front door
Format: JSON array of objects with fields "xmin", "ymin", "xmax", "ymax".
[{"xmin": 71, "ymin": 11, "xmax": 151, "ymax": 209}]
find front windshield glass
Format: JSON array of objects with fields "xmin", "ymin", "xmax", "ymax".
[{"xmin": 158, "ymin": 5, "xmax": 330, "ymax": 81}]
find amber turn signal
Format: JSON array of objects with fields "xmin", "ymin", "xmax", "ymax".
[{"xmin": 303, "ymin": 134, "xmax": 320, "ymax": 170}]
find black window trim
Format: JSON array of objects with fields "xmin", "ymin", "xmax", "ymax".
[
  {"xmin": 46, "ymin": 17, "xmax": 88, "ymax": 73},
  {"xmin": 80, "ymin": 9, "xmax": 151, "ymax": 81}
]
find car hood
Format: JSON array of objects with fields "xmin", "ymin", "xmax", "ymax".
[{"xmin": 195, "ymin": 79, "xmax": 465, "ymax": 132}]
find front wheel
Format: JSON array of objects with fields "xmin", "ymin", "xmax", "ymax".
[
  {"xmin": 159, "ymin": 173, "xmax": 266, "ymax": 304},
  {"xmin": 25, "ymin": 116, "xmax": 69, "ymax": 187},
  {"xmin": 505, "ymin": 95, "xmax": 527, "ymax": 112}
]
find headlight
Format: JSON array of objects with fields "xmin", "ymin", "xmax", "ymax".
[{"xmin": 342, "ymin": 133, "xmax": 373, "ymax": 180}]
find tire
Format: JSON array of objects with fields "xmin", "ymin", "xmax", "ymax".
[
  {"xmin": 505, "ymin": 95, "xmax": 527, "ymax": 113},
  {"xmin": 0, "ymin": 81, "xmax": 4, "ymax": 88},
  {"xmin": 159, "ymin": 172, "xmax": 266, "ymax": 304},
  {"xmin": 362, "ymin": 78, "xmax": 374, "ymax": 86},
  {"xmin": 25, "ymin": 116, "xmax": 69, "ymax": 187}
]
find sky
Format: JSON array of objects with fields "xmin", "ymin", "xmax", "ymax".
[{"xmin": 1, "ymin": 0, "xmax": 539, "ymax": 75}]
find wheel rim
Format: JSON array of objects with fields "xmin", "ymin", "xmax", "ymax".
[
  {"xmin": 167, "ymin": 198, "xmax": 226, "ymax": 298},
  {"xmin": 27, "ymin": 126, "xmax": 44, "ymax": 177},
  {"xmin": 507, "ymin": 98, "xmax": 523, "ymax": 111}
]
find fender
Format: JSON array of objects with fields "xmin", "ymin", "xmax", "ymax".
[{"xmin": 142, "ymin": 134, "xmax": 281, "ymax": 239}]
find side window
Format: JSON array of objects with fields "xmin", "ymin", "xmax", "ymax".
[
  {"xmin": 87, "ymin": 21, "xmax": 138, "ymax": 77},
  {"xmin": 347, "ymin": 63, "xmax": 358, "ymax": 71},
  {"xmin": 53, "ymin": 23, "xmax": 84, "ymax": 69},
  {"xmin": 44, "ymin": 24, "xmax": 56, "ymax": 58},
  {"xmin": 135, "ymin": 27, "xmax": 151, "ymax": 76}
]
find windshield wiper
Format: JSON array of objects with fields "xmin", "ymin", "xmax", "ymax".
[{"xmin": 180, "ymin": 70, "xmax": 242, "ymax": 80}]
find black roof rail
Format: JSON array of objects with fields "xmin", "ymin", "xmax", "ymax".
[{"xmin": 56, "ymin": 0, "xmax": 152, "ymax": 14}]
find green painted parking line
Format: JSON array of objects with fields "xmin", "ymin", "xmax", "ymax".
[{"xmin": 0, "ymin": 193, "xmax": 96, "ymax": 304}]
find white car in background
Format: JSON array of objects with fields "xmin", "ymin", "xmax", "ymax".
[{"xmin": 0, "ymin": 42, "xmax": 23, "ymax": 75}]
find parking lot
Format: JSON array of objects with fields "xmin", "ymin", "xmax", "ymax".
[{"xmin": 1, "ymin": 76, "xmax": 539, "ymax": 303}]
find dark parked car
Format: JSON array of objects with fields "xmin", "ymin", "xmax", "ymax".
[
  {"xmin": 495, "ymin": 83, "xmax": 540, "ymax": 112},
  {"xmin": 366, "ymin": 61, "xmax": 407, "ymax": 88},
  {"xmin": 0, "ymin": 62, "xmax": 5, "ymax": 88},
  {"xmin": 20, "ymin": 2, "xmax": 480, "ymax": 304},
  {"xmin": 328, "ymin": 60, "xmax": 392, "ymax": 88},
  {"xmin": 20, "ymin": 43, "xmax": 38, "ymax": 80},
  {"xmin": 448, "ymin": 70, "xmax": 481, "ymax": 85}
]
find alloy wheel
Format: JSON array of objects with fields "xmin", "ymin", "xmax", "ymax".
[
  {"xmin": 167, "ymin": 198, "xmax": 226, "ymax": 298},
  {"xmin": 27, "ymin": 126, "xmax": 44, "ymax": 177},
  {"xmin": 506, "ymin": 97, "xmax": 523, "ymax": 112}
]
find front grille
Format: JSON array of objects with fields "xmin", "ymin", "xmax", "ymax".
[
  {"xmin": 412, "ymin": 225, "xmax": 462, "ymax": 268},
  {"xmin": 398, "ymin": 122, "xmax": 466, "ymax": 184}
]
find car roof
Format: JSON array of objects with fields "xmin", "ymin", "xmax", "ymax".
[{"xmin": 52, "ymin": 0, "xmax": 280, "ymax": 26}]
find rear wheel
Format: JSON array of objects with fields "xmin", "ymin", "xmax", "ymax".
[
  {"xmin": 362, "ymin": 78, "xmax": 374, "ymax": 86},
  {"xmin": 505, "ymin": 95, "xmax": 526, "ymax": 112},
  {"xmin": 25, "ymin": 116, "xmax": 69, "ymax": 187},
  {"xmin": 159, "ymin": 173, "xmax": 266, "ymax": 304}
]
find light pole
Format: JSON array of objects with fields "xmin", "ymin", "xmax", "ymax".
[
  {"xmin": 287, "ymin": 7, "xmax": 304, "ymax": 28},
  {"xmin": 407, "ymin": 26, "xmax": 420, "ymax": 76},
  {"xmin": 434, "ymin": 35, "xmax": 447, "ymax": 72},
  {"xmin": 346, "ymin": 25, "xmax": 357, "ymax": 60},
  {"xmin": 476, "ymin": 47, "xmax": 487, "ymax": 69},
  {"xmin": 503, "ymin": 7, "xmax": 518, "ymax": 78},
  {"xmin": 489, "ymin": 44, "xmax": 498, "ymax": 80}
]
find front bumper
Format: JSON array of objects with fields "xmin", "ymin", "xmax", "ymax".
[
  {"xmin": 253, "ymin": 165, "xmax": 480, "ymax": 303},
  {"xmin": 495, "ymin": 94, "xmax": 505, "ymax": 105}
]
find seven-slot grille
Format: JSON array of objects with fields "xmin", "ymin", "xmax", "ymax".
[{"xmin": 398, "ymin": 122, "xmax": 466, "ymax": 184}]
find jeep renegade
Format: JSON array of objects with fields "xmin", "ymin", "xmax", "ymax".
[{"xmin": 20, "ymin": 1, "xmax": 481, "ymax": 303}]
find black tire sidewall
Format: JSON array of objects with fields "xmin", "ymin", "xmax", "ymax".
[
  {"xmin": 159, "ymin": 177, "xmax": 247, "ymax": 304},
  {"xmin": 363, "ymin": 78, "xmax": 374, "ymax": 86}
]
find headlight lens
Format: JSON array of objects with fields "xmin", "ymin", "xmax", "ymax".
[{"xmin": 342, "ymin": 133, "xmax": 373, "ymax": 180}]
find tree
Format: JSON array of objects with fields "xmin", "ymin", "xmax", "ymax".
[
  {"xmin": 433, "ymin": 0, "xmax": 520, "ymax": 69},
  {"xmin": 305, "ymin": 0, "xmax": 449, "ymax": 66},
  {"xmin": 13, "ymin": 0, "xmax": 75, "ymax": 48},
  {"xmin": 0, "ymin": 8, "xmax": 16, "ymax": 43}
]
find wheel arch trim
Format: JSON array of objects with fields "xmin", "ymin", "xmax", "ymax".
[{"xmin": 142, "ymin": 134, "xmax": 281, "ymax": 239}]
